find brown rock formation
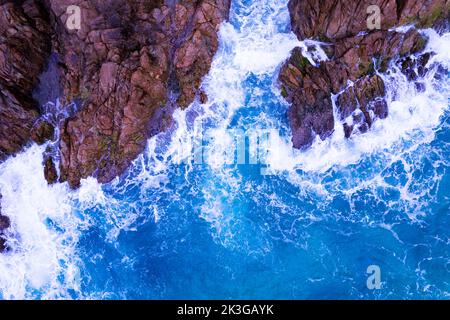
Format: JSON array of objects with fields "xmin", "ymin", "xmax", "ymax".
[
  {"xmin": 44, "ymin": 155, "xmax": 58, "ymax": 184},
  {"xmin": 49, "ymin": 0, "xmax": 231, "ymax": 187},
  {"xmin": 280, "ymin": 0, "xmax": 450, "ymax": 149},
  {"xmin": 0, "ymin": 0, "xmax": 231, "ymax": 188},
  {"xmin": 0, "ymin": 1, "xmax": 231, "ymax": 250},
  {"xmin": 0, "ymin": 0, "xmax": 53, "ymax": 161},
  {"xmin": 288, "ymin": 0, "xmax": 448, "ymax": 40}
]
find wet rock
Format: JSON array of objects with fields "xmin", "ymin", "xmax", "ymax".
[
  {"xmin": 48, "ymin": 0, "xmax": 231, "ymax": 188},
  {"xmin": 337, "ymin": 75, "xmax": 388, "ymax": 137},
  {"xmin": 32, "ymin": 53, "xmax": 62, "ymax": 108},
  {"xmin": 288, "ymin": 0, "xmax": 449, "ymax": 41},
  {"xmin": 0, "ymin": 1, "xmax": 53, "ymax": 161},
  {"xmin": 199, "ymin": 90, "xmax": 209, "ymax": 104},
  {"xmin": 0, "ymin": 1, "xmax": 231, "ymax": 189},
  {"xmin": 400, "ymin": 52, "xmax": 432, "ymax": 81},
  {"xmin": 0, "ymin": 214, "xmax": 10, "ymax": 231},
  {"xmin": 0, "ymin": 193, "xmax": 10, "ymax": 253},
  {"xmin": 0, "ymin": 237, "xmax": 7, "ymax": 253},
  {"xmin": 279, "ymin": 47, "xmax": 335, "ymax": 149},
  {"xmin": 279, "ymin": 0, "xmax": 449, "ymax": 148},
  {"xmin": 0, "ymin": 193, "xmax": 8, "ymax": 229},
  {"xmin": 44, "ymin": 156, "xmax": 58, "ymax": 185},
  {"xmin": 31, "ymin": 120, "xmax": 55, "ymax": 145}
]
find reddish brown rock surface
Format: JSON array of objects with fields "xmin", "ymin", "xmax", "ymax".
[
  {"xmin": 50, "ymin": 0, "xmax": 231, "ymax": 187},
  {"xmin": 0, "ymin": 1, "xmax": 53, "ymax": 161},
  {"xmin": 280, "ymin": 0, "xmax": 450, "ymax": 149},
  {"xmin": 288, "ymin": 0, "xmax": 448, "ymax": 40},
  {"xmin": 0, "ymin": 0, "xmax": 231, "ymax": 188}
]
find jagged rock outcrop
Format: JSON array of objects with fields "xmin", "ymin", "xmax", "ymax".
[
  {"xmin": 0, "ymin": 0, "xmax": 231, "ymax": 188},
  {"xmin": 288, "ymin": 0, "xmax": 448, "ymax": 40},
  {"xmin": 280, "ymin": 0, "xmax": 450, "ymax": 149},
  {"xmin": 49, "ymin": 0, "xmax": 231, "ymax": 187},
  {"xmin": 0, "ymin": 0, "xmax": 231, "ymax": 252},
  {"xmin": 0, "ymin": 0, "xmax": 53, "ymax": 160}
]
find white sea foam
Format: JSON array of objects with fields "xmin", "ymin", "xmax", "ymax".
[
  {"xmin": 0, "ymin": 145, "xmax": 83, "ymax": 299},
  {"xmin": 389, "ymin": 24, "xmax": 415, "ymax": 33},
  {"xmin": 132, "ymin": 0, "xmax": 300, "ymax": 180},
  {"xmin": 264, "ymin": 29, "xmax": 450, "ymax": 175},
  {"xmin": 0, "ymin": 145, "xmax": 117, "ymax": 299},
  {"xmin": 299, "ymin": 40, "xmax": 330, "ymax": 66},
  {"xmin": 187, "ymin": 0, "xmax": 301, "ymax": 234},
  {"xmin": 188, "ymin": 20, "xmax": 449, "ymax": 238},
  {"xmin": 115, "ymin": 0, "xmax": 303, "ymax": 241},
  {"xmin": 137, "ymin": 1, "xmax": 448, "ymax": 238},
  {"xmin": 201, "ymin": 0, "xmax": 300, "ymax": 112}
]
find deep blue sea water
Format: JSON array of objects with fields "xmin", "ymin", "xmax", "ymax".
[{"xmin": 0, "ymin": 0, "xmax": 449, "ymax": 299}]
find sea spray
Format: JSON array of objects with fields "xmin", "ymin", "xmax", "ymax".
[
  {"xmin": 0, "ymin": 145, "xmax": 82, "ymax": 299},
  {"xmin": 264, "ymin": 29, "xmax": 450, "ymax": 174},
  {"xmin": 0, "ymin": 145, "xmax": 113, "ymax": 299}
]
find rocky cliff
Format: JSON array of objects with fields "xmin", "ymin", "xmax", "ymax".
[
  {"xmin": 0, "ymin": 0, "xmax": 231, "ymax": 190},
  {"xmin": 0, "ymin": 0, "xmax": 231, "ymax": 252},
  {"xmin": 0, "ymin": 1, "xmax": 53, "ymax": 161},
  {"xmin": 52, "ymin": 0, "xmax": 231, "ymax": 188},
  {"xmin": 279, "ymin": 0, "xmax": 449, "ymax": 149}
]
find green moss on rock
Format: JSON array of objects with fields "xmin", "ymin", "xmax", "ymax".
[
  {"xmin": 281, "ymin": 86, "xmax": 288, "ymax": 98},
  {"xmin": 292, "ymin": 52, "xmax": 311, "ymax": 72},
  {"xmin": 418, "ymin": 6, "xmax": 444, "ymax": 28}
]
